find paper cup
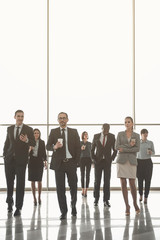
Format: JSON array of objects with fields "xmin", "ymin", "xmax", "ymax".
[
  {"xmin": 131, "ymin": 139, "xmax": 136, "ymax": 143},
  {"xmin": 58, "ymin": 138, "xmax": 63, "ymax": 145}
]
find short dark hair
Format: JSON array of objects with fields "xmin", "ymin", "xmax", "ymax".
[
  {"xmin": 81, "ymin": 131, "xmax": 88, "ymax": 140},
  {"xmin": 33, "ymin": 128, "xmax": 41, "ymax": 139},
  {"xmin": 15, "ymin": 110, "xmax": 24, "ymax": 116},
  {"xmin": 141, "ymin": 129, "xmax": 148, "ymax": 135},
  {"xmin": 58, "ymin": 112, "xmax": 68, "ymax": 119}
]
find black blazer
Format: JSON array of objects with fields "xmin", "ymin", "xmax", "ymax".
[
  {"xmin": 28, "ymin": 139, "xmax": 47, "ymax": 168},
  {"xmin": 3, "ymin": 124, "xmax": 35, "ymax": 166},
  {"xmin": 91, "ymin": 132, "xmax": 117, "ymax": 164},
  {"xmin": 46, "ymin": 127, "xmax": 81, "ymax": 170}
]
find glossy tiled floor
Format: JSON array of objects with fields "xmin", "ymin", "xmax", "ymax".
[{"xmin": 0, "ymin": 190, "xmax": 160, "ymax": 239}]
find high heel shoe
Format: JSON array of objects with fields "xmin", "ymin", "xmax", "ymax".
[
  {"xmin": 125, "ymin": 211, "xmax": 130, "ymax": 216},
  {"xmin": 136, "ymin": 209, "xmax": 140, "ymax": 214},
  {"xmin": 34, "ymin": 201, "xmax": 37, "ymax": 206},
  {"xmin": 139, "ymin": 195, "xmax": 143, "ymax": 202},
  {"xmin": 38, "ymin": 199, "xmax": 41, "ymax": 205},
  {"xmin": 125, "ymin": 206, "xmax": 130, "ymax": 216}
]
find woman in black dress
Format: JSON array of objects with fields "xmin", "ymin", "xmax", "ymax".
[
  {"xmin": 28, "ymin": 129, "xmax": 47, "ymax": 205},
  {"xmin": 80, "ymin": 131, "xmax": 92, "ymax": 197}
]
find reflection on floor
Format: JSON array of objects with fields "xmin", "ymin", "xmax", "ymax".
[{"xmin": 0, "ymin": 191, "xmax": 160, "ymax": 239}]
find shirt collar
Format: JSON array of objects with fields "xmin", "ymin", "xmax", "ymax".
[
  {"xmin": 140, "ymin": 139, "xmax": 148, "ymax": 143},
  {"xmin": 60, "ymin": 127, "xmax": 67, "ymax": 131},
  {"xmin": 15, "ymin": 124, "xmax": 23, "ymax": 128}
]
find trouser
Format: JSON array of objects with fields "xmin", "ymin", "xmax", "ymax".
[
  {"xmin": 5, "ymin": 161, "xmax": 27, "ymax": 209},
  {"xmin": 94, "ymin": 159, "xmax": 111, "ymax": 202},
  {"xmin": 137, "ymin": 158, "xmax": 153, "ymax": 198},
  {"xmin": 80, "ymin": 157, "xmax": 91, "ymax": 188},
  {"xmin": 55, "ymin": 159, "xmax": 77, "ymax": 215}
]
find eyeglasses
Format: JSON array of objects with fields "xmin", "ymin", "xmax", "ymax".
[{"xmin": 58, "ymin": 117, "xmax": 67, "ymax": 120}]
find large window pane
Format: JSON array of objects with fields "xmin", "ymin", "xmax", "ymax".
[
  {"xmin": 0, "ymin": 0, "xmax": 47, "ymax": 124},
  {"xmin": 49, "ymin": 0, "xmax": 133, "ymax": 124},
  {"xmin": 135, "ymin": 0, "xmax": 160, "ymax": 123}
]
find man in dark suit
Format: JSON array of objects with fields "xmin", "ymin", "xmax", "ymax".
[
  {"xmin": 3, "ymin": 110, "xmax": 35, "ymax": 216},
  {"xmin": 46, "ymin": 112, "xmax": 80, "ymax": 220},
  {"xmin": 91, "ymin": 123, "xmax": 117, "ymax": 207}
]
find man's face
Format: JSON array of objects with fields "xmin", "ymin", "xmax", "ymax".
[
  {"xmin": 14, "ymin": 112, "xmax": 24, "ymax": 126},
  {"xmin": 58, "ymin": 113, "xmax": 68, "ymax": 128},
  {"xmin": 103, "ymin": 126, "xmax": 109, "ymax": 135},
  {"xmin": 141, "ymin": 132, "xmax": 148, "ymax": 140}
]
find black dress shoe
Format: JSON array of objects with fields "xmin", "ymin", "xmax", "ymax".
[
  {"xmin": 94, "ymin": 202, "xmax": 98, "ymax": 206},
  {"xmin": 8, "ymin": 204, "xmax": 13, "ymax": 213},
  {"xmin": 104, "ymin": 201, "xmax": 111, "ymax": 207},
  {"xmin": 14, "ymin": 209, "xmax": 21, "ymax": 217},
  {"xmin": 71, "ymin": 207, "xmax": 77, "ymax": 216},
  {"xmin": 60, "ymin": 213, "xmax": 67, "ymax": 220}
]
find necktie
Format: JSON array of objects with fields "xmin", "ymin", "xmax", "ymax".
[
  {"xmin": 16, "ymin": 126, "xmax": 20, "ymax": 140},
  {"xmin": 102, "ymin": 135, "xmax": 105, "ymax": 147},
  {"xmin": 61, "ymin": 129, "xmax": 66, "ymax": 158}
]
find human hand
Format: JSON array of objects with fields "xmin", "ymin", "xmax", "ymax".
[
  {"xmin": 29, "ymin": 146, "xmax": 34, "ymax": 152},
  {"xmin": 20, "ymin": 134, "xmax": 28, "ymax": 143},
  {"xmin": 118, "ymin": 148, "xmax": 123, "ymax": 152},
  {"xmin": 54, "ymin": 141, "xmax": 63, "ymax": 150},
  {"xmin": 130, "ymin": 139, "xmax": 136, "ymax": 146},
  {"xmin": 81, "ymin": 145, "xmax": 86, "ymax": 150},
  {"xmin": 44, "ymin": 161, "xmax": 48, "ymax": 169}
]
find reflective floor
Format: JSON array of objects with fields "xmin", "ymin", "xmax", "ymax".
[{"xmin": 0, "ymin": 190, "xmax": 160, "ymax": 239}]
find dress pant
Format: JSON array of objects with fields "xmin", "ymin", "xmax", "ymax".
[
  {"xmin": 80, "ymin": 157, "xmax": 91, "ymax": 188},
  {"xmin": 5, "ymin": 159, "xmax": 27, "ymax": 209},
  {"xmin": 55, "ymin": 159, "xmax": 77, "ymax": 215},
  {"xmin": 94, "ymin": 159, "xmax": 111, "ymax": 202},
  {"xmin": 137, "ymin": 158, "xmax": 153, "ymax": 198}
]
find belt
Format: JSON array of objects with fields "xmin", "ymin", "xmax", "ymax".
[{"xmin": 63, "ymin": 158, "xmax": 72, "ymax": 163}]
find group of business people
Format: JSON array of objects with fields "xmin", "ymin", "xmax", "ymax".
[{"xmin": 3, "ymin": 110, "xmax": 155, "ymax": 219}]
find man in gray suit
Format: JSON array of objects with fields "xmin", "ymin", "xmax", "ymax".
[{"xmin": 91, "ymin": 123, "xmax": 117, "ymax": 207}]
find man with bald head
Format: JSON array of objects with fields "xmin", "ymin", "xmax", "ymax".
[{"xmin": 91, "ymin": 123, "xmax": 117, "ymax": 207}]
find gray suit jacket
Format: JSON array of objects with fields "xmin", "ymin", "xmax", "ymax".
[{"xmin": 115, "ymin": 131, "xmax": 140, "ymax": 165}]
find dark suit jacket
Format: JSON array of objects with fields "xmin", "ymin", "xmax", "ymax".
[
  {"xmin": 46, "ymin": 127, "xmax": 81, "ymax": 170},
  {"xmin": 3, "ymin": 124, "xmax": 35, "ymax": 166},
  {"xmin": 28, "ymin": 139, "xmax": 47, "ymax": 168},
  {"xmin": 91, "ymin": 132, "xmax": 117, "ymax": 164}
]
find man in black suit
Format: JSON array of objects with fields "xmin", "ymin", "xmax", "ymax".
[
  {"xmin": 46, "ymin": 112, "xmax": 80, "ymax": 220},
  {"xmin": 91, "ymin": 123, "xmax": 117, "ymax": 207},
  {"xmin": 3, "ymin": 110, "xmax": 35, "ymax": 216}
]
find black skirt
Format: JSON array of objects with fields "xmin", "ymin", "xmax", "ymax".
[{"xmin": 28, "ymin": 156, "xmax": 44, "ymax": 181}]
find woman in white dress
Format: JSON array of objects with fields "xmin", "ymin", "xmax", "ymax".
[{"xmin": 115, "ymin": 116, "xmax": 140, "ymax": 216}]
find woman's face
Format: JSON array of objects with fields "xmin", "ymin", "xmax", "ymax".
[
  {"xmin": 83, "ymin": 132, "xmax": 88, "ymax": 140},
  {"xmin": 125, "ymin": 118, "xmax": 133, "ymax": 130},
  {"xmin": 34, "ymin": 130, "xmax": 40, "ymax": 140}
]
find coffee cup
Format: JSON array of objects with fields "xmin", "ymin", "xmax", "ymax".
[
  {"xmin": 58, "ymin": 138, "xmax": 63, "ymax": 145},
  {"xmin": 147, "ymin": 148, "xmax": 151, "ymax": 154},
  {"xmin": 82, "ymin": 145, "xmax": 86, "ymax": 150},
  {"xmin": 131, "ymin": 138, "xmax": 136, "ymax": 144}
]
